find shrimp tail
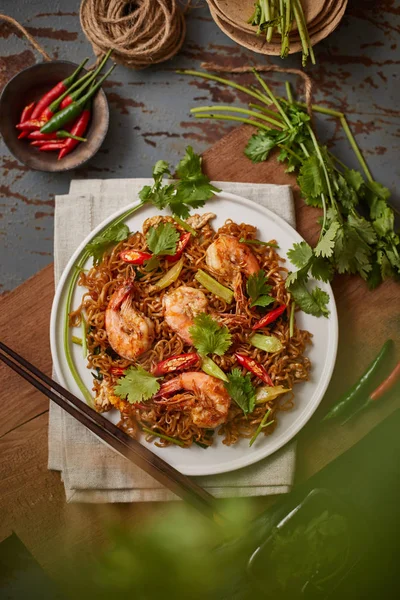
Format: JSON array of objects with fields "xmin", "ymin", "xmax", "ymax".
[
  {"xmin": 154, "ymin": 376, "xmax": 183, "ymax": 398},
  {"xmin": 109, "ymin": 280, "xmax": 135, "ymax": 310}
]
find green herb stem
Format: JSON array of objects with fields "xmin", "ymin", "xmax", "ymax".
[
  {"xmin": 193, "ymin": 113, "xmax": 276, "ymax": 133},
  {"xmin": 289, "ymin": 301, "xmax": 295, "ymax": 338},
  {"xmin": 285, "ymin": 81, "xmax": 294, "ymax": 104},
  {"xmin": 142, "ymin": 427, "xmax": 185, "ymax": 447},
  {"xmin": 72, "ymin": 336, "xmax": 82, "ymax": 345},
  {"xmin": 252, "ymin": 69, "xmax": 292, "ymax": 128},
  {"xmin": 191, "ymin": 106, "xmax": 284, "ymax": 129},
  {"xmin": 173, "ymin": 215, "xmax": 198, "ymax": 237},
  {"xmin": 340, "ymin": 116, "xmax": 373, "ymax": 183},
  {"xmin": 248, "ymin": 103, "xmax": 285, "ymax": 122},
  {"xmin": 249, "ymin": 409, "xmax": 274, "ymax": 447},
  {"xmin": 178, "ymin": 70, "xmax": 271, "ymax": 106}
]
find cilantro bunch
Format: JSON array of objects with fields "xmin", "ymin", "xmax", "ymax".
[
  {"xmin": 139, "ymin": 146, "xmax": 220, "ymax": 219},
  {"xmin": 183, "ymin": 69, "xmax": 400, "ymax": 317}
]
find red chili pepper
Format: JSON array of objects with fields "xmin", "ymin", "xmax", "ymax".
[
  {"xmin": 110, "ymin": 366, "xmax": 127, "ymax": 377},
  {"xmin": 16, "ymin": 119, "xmax": 48, "ymax": 131},
  {"xmin": 252, "ymin": 304, "xmax": 287, "ymax": 331},
  {"xmin": 58, "ymin": 105, "xmax": 91, "ymax": 160},
  {"xmin": 166, "ymin": 232, "xmax": 191, "ymax": 263},
  {"xmin": 28, "ymin": 131, "xmax": 58, "ymax": 140},
  {"xmin": 17, "ymin": 102, "xmax": 35, "ymax": 139},
  {"xmin": 370, "ymin": 361, "xmax": 400, "ymax": 401},
  {"xmin": 30, "ymin": 58, "xmax": 89, "ymax": 121},
  {"xmin": 235, "ymin": 353, "xmax": 273, "ymax": 386},
  {"xmin": 120, "ymin": 249, "xmax": 152, "ymax": 265},
  {"xmin": 39, "ymin": 142, "xmax": 66, "ymax": 151},
  {"xmin": 152, "ymin": 353, "xmax": 200, "ymax": 376},
  {"xmin": 30, "ymin": 140, "xmax": 55, "ymax": 147}
]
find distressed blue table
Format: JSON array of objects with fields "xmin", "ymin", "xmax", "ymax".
[{"xmin": 0, "ymin": 0, "xmax": 399, "ymax": 293}]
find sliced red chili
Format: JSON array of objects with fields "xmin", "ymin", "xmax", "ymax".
[
  {"xmin": 235, "ymin": 353, "xmax": 273, "ymax": 386},
  {"xmin": 120, "ymin": 249, "xmax": 152, "ymax": 265},
  {"xmin": 166, "ymin": 232, "xmax": 191, "ymax": 263},
  {"xmin": 16, "ymin": 119, "xmax": 48, "ymax": 131},
  {"xmin": 252, "ymin": 304, "xmax": 287, "ymax": 331},
  {"xmin": 152, "ymin": 352, "xmax": 200, "ymax": 376},
  {"xmin": 110, "ymin": 366, "xmax": 127, "ymax": 377}
]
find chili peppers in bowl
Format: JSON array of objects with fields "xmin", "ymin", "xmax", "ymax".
[{"xmin": 0, "ymin": 57, "xmax": 112, "ymax": 172}]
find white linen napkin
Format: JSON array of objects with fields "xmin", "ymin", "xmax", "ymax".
[{"xmin": 49, "ymin": 179, "xmax": 297, "ymax": 503}]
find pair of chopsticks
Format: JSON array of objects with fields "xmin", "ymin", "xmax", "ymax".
[{"xmin": 0, "ymin": 341, "xmax": 218, "ymax": 520}]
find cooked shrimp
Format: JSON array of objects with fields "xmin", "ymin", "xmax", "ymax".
[
  {"xmin": 157, "ymin": 372, "xmax": 231, "ymax": 428},
  {"xmin": 105, "ymin": 280, "xmax": 154, "ymax": 361},
  {"xmin": 162, "ymin": 286, "xmax": 208, "ymax": 345},
  {"xmin": 205, "ymin": 234, "xmax": 260, "ymax": 280}
]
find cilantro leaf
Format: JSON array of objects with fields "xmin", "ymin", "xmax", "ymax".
[
  {"xmin": 314, "ymin": 221, "xmax": 340, "ymax": 258},
  {"xmin": 347, "ymin": 214, "xmax": 377, "ymax": 245},
  {"xmin": 287, "ymin": 241, "xmax": 313, "ymax": 269},
  {"xmin": 189, "ymin": 313, "xmax": 231, "ymax": 356},
  {"xmin": 343, "ymin": 168, "xmax": 364, "ymax": 192},
  {"xmin": 224, "ymin": 368, "xmax": 256, "ymax": 415},
  {"xmin": 252, "ymin": 295, "xmax": 276, "ymax": 308},
  {"xmin": 245, "ymin": 130, "xmax": 286, "ymax": 163},
  {"xmin": 146, "ymin": 222, "xmax": 180, "ymax": 256},
  {"xmin": 288, "ymin": 278, "xmax": 330, "ymax": 317},
  {"xmin": 298, "ymin": 155, "xmax": 327, "ymax": 203},
  {"xmin": 246, "ymin": 269, "xmax": 274, "ymax": 307},
  {"xmin": 139, "ymin": 146, "xmax": 220, "ymax": 219},
  {"xmin": 114, "ymin": 366, "xmax": 160, "ymax": 404},
  {"xmin": 310, "ymin": 256, "xmax": 334, "ymax": 283},
  {"xmin": 86, "ymin": 223, "xmax": 130, "ymax": 266},
  {"xmin": 334, "ymin": 224, "xmax": 372, "ymax": 278}
]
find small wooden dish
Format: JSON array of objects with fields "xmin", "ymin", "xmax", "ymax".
[{"xmin": 0, "ymin": 61, "xmax": 109, "ymax": 172}]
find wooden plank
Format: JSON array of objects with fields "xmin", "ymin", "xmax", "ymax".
[{"xmin": 0, "ymin": 264, "xmax": 54, "ymax": 437}]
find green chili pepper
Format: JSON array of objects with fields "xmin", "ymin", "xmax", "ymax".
[
  {"xmin": 322, "ymin": 339, "xmax": 393, "ymax": 421},
  {"xmin": 40, "ymin": 64, "xmax": 116, "ymax": 134}
]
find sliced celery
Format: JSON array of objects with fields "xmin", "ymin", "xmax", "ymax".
[
  {"xmin": 201, "ymin": 356, "xmax": 228, "ymax": 382},
  {"xmin": 153, "ymin": 257, "xmax": 184, "ymax": 291},
  {"xmin": 195, "ymin": 269, "xmax": 234, "ymax": 303},
  {"xmin": 250, "ymin": 334, "xmax": 283, "ymax": 353},
  {"xmin": 255, "ymin": 385, "xmax": 291, "ymax": 404}
]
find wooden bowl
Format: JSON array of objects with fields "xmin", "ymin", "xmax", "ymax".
[{"xmin": 0, "ymin": 60, "xmax": 109, "ymax": 172}]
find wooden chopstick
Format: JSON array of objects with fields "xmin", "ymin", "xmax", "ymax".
[{"xmin": 0, "ymin": 341, "xmax": 218, "ymax": 519}]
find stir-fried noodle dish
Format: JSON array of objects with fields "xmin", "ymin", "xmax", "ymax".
[{"xmin": 70, "ymin": 213, "xmax": 312, "ymax": 448}]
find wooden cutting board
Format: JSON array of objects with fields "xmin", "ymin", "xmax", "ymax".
[{"xmin": 0, "ymin": 124, "xmax": 399, "ymax": 576}]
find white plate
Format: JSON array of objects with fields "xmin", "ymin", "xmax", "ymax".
[{"xmin": 51, "ymin": 192, "xmax": 338, "ymax": 476}]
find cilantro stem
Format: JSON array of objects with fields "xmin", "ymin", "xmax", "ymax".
[
  {"xmin": 293, "ymin": 0, "xmax": 316, "ymax": 65},
  {"xmin": 340, "ymin": 116, "xmax": 373, "ymax": 183},
  {"xmin": 178, "ymin": 70, "xmax": 271, "ymax": 106},
  {"xmin": 193, "ymin": 113, "xmax": 278, "ymax": 132},
  {"xmin": 285, "ymin": 81, "xmax": 294, "ymax": 104},
  {"xmin": 248, "ymin": 103, "xmax": 285, "ymax": 122},
  {"xmin": 173, "ymin": 215, "xmax": 198, "ymax": 237},
  {"xmin": 191, "ymin": 106, "xmax": 284, "ymax": 129},
  {"xmin": 249, "ymin": 408, "xmax": 273, "ymax": 447},
  {"xmin": 142, "ymin": 426, "xmax": 185, "ymax": 447},
  {"xmin": 278, "ymin": 144, "xmax": 303, "ymax": 163},
  {"xmin": 72, "ymin": 336, "xmax": 82, "ymax": 345},
  {"xmin": 306, "ymin": 124, "xmax": 341, "ymax": 221},
  {"xmin": 252, "ymin": 69, "xmax": 292, "ymax": 129},
  {"xmin": 289, "ymin": 301, "xmax": 296, "ymax": 338}
]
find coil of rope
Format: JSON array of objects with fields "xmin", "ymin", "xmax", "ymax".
[{"xmin": 80, "ymin": 0, "xmax": 188, "ymax": 69}]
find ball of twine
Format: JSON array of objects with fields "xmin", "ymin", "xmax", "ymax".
[{"xmin": 80, "ymin": 0, "xmax": 187, "ymax": 69}]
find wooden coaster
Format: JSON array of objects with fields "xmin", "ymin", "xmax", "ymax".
[
  {"xmin": 209, "ymin": 0, "xmax": 331, "ymax": 37},
  {"xmin": 208, "ymin": 0, "xmax": 347, "ymax": 56}
]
